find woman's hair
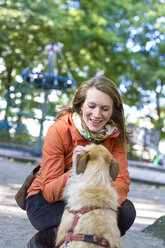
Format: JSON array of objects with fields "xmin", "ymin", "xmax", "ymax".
[{"xmin": 57, "ymin": 76, "xmax": 129, "ymax": 149}]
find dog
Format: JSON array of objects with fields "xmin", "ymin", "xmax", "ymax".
[{"xmin": 56, "ymin": 144, "xmax": 121, "ymax": 248}]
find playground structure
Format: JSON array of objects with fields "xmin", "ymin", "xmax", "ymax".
[{"xmin": 0, "ymin": 43, "xmax": 76, "ymax": 155}]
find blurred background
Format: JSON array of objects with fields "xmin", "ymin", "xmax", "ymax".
[{"xmin": 0, "ymin": 0, "xmax": 164, "ymax": 165}]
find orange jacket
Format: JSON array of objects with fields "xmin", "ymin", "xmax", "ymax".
[{"xmin": 27, "ymin": 113, "xmax": 130, "ymax": 205}]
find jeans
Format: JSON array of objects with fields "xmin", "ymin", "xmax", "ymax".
[
  {"xmin": 26, "ymin": 191, "xmax": 65, "ymax": 231},
  {"xmin": 26, "ymin": 190, "xmax": 136, "ymax": 235}
]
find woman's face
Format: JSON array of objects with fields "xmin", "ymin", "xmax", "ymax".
[{"xmin": 80, "ymin": 87, "xmax": 113, "ymax": 133}]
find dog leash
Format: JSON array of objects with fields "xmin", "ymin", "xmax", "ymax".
[{"xmin": 56, "ymin": 206, "xmax": 113, "ymax": 248}]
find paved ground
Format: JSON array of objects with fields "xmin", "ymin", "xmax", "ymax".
[{"xmin": 0, "ymin": 155, "xmax": 165, "ymax": 248}]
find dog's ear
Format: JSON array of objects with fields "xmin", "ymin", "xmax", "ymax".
[
  {"xmin": 76, "ymin": 151, "xmax": 89, "ymax": 174},
  {"xmin": 109, "ymin": 160, "xmax": 120, "ymax": 181}
]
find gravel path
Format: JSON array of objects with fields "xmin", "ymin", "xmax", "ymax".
[{"xmin": 0, "ymin": 156, "xmax": 165, "ymax": 248}]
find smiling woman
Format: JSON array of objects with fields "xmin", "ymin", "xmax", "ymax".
[
  {"xmin": 26, "ymin": 76, "xmax": 136, "ymax": 248},
  {"xmin": 62, "ymin": 76, "xmax": 129, "ymax": 148}
]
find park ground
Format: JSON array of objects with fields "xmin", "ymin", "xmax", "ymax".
[{"xmin": 0, "ymin": 154, "xmax": 165, "ymax": 248}]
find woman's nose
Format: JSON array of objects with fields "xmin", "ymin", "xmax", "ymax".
[{"xmin": 93, "ymin": 108, "xmax": 101, "ymax": 117}]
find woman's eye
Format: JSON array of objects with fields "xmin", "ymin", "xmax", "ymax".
[
  {"xmin": 88, "ymin": 105, "xmax": 95, "ymax": 109},
  {"xmin": 102, "ymin": 108, "xmax": 109, "ymax": 111}
]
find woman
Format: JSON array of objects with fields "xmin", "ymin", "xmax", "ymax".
[{"xmin": 27, "ymin": 76, "xmax": 136, "ymax": 248}]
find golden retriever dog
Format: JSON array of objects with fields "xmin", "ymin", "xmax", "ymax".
[{"xmin": 56, "ymin": 144, "xmax": 120, "ymax": 248}]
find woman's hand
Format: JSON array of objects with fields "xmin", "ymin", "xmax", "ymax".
[{"xmin": 72, "ymin": 146, "xmax": 85, "ymax": 170}]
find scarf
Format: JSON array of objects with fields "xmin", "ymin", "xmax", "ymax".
[{"xmin": 72, "ymin": 112, "xmax": 118, "ymax": 142}]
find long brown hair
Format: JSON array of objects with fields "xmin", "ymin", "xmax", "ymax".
[{"xmin": 57, "ymin": 76, "xmax": 129, "ymax": 149}]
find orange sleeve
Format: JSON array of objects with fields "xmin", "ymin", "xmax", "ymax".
[
  {"xmin": 41, "ymin": 124, "xmax": 72, "ymax": 203},
  {"xmin": 111, "ymin": 138, "xmax": 130, "ymax": 205}
]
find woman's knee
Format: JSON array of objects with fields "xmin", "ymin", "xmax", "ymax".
[{"xmin": 118, "ymin": 199, "xmax": 136, "ymax": 236}]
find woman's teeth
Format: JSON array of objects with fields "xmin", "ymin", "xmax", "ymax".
[{"xmin": 90, "ymin": 119, "xmax": 101, "ymax": 123}]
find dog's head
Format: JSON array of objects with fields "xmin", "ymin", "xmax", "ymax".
[{"xmin": 76, "ymin": 144, "xmax": 119, "ymax": 181}]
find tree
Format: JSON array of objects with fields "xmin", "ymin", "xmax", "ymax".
[
  {"xmin": 119, "ymin": 0, "xmax": 165, "ymax": 139},
  {"xmin": 0, "ymin": 0, "xmax": 164, "ymax": 142}
]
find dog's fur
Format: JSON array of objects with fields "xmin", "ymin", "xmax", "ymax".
[{"xmin": 56, "ymin": 144, "xmax": 121, "ymax": 248}]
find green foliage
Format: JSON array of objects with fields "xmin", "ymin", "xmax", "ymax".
[
  {"xmin": 120, "ymin": 0, "xmax": 165, "ymax": 139},
  {"xmin": 0, "ymin": 0, "xmax": 164, "ymax": 144}
]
